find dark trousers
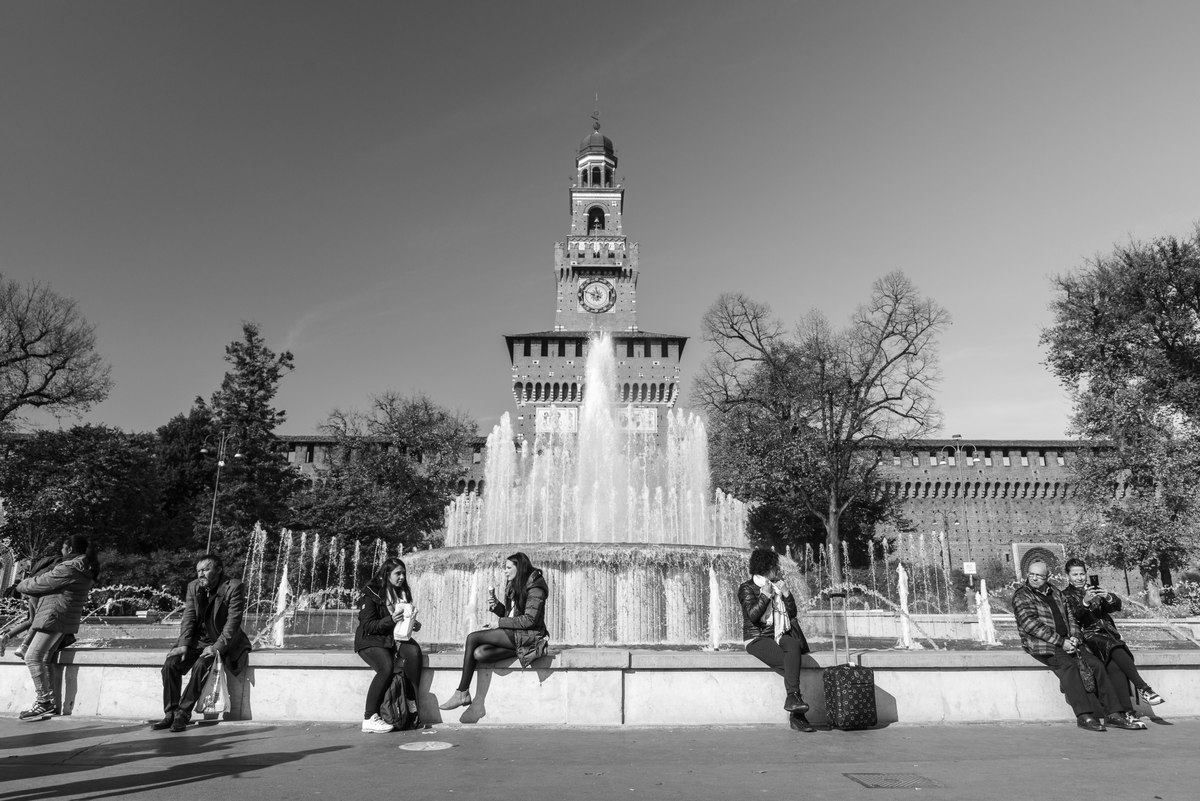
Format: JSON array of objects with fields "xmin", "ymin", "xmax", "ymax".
[
  {"xmin": 746, "ymin": 631, "xmax": 805, "ymax": 695},
  {"xmin": 358, "ymin": 642, "xmax": 423, "ymax": 719},
  {"xmin": 162, "ymin": 646, "xmax": 215, "ymax": 716},
  {"xmin": 1101, "ymin": 645, "xmax": 1148, "ymax": 710},
  {"xmin": 1033, "ymin": 647, "xmax": 1121, "ymax": 717}
]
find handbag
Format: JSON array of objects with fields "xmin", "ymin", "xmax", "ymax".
[{"xmin": 194, "ymin": 652, "xmax": 231, "ymax": 715}]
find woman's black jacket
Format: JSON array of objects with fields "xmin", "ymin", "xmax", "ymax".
[
  {"xmin": 354, "ymin": 582, "xmax": 419, "ymax": 652},
  {"xmin": 737, "ymin": 578, "xmax": 800, "ymax": 642}
]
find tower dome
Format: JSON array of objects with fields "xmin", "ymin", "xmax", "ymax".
[{"xmin": 578, "ymin": 116, "xmax": 615, "ymax": 160}]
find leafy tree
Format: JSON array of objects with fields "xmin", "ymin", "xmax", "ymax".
[
  {"xmin": 289, "ymin": 391, "xmax": 477, "ymax": 552},
  {"xmin": 0, "ymin": 276, "xmax": 112, "ymax": 429},
  {"xmin": 1043, "ymin": 234, "xmax": 1200, "ymax": 593},
  {"xmin": 154, "ymin": 398, "xmax": 218, "ymax": 549},
  {"xmin": 695, "ymin": 272, "xmax": 950, "ymax": 584},
  {"xmin": 0, "ymin": 425, "xmax": 162, "ymax": 559},
  {"xmin": 199, "ymin": 322, "xmax": 298, "ymax": 550}
]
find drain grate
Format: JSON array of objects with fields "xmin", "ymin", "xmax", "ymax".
[{"xmin": 844, "ymin": 773, "xmax": 943, "ymax": 789}]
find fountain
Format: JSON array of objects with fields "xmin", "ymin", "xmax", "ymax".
[{"xmin": 410, "ymin": 333, "xmax": 751, "ymax": 647}]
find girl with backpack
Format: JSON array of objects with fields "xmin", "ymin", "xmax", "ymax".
[{"xmin": 355, "ymin": 558, "xmax": 422, "ymax": 733}]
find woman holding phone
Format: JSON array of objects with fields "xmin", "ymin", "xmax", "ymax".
[
  {"xmin": 439, "ymin": 552, "xmax": 549, "ymax": 711},
  {"xmin": 355, "ymin": 558, "xmax": 422, "ymax": 733},
  {"xmin": 1063, "ymin": 557, "xmax": 1162, "ymax": 727}
]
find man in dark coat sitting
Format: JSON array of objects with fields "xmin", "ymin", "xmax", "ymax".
[{"xmin": 152, "ymin": 553, "xmax": 251, "ymax": 733}]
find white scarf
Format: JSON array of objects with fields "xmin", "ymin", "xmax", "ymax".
[{"xmin": 754, "ymin": 575, "xmax": 790, "ymax": 644}]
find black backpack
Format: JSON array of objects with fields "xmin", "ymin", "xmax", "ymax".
[{"xmin": 378, "ymin": 670, "xmax": 421, "ymax": 731}]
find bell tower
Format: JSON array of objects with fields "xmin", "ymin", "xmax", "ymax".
[
  {"xmin": 553, "ymin": 111, "xmax": 638, "ymax": 332},
  {"xmin": 504, "ymin": 114, "xmax": 687, "ymax": 441}
]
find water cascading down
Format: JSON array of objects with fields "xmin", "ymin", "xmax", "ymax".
[{"xmin": 408, "ymin": 333, "xmax": 750, "ymax": 647}]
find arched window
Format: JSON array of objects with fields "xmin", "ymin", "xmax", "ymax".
[
  {"xmin": 591, "ymin": 167, "xmax": 601, "ymax": 186},
  {"xmin": 604, "ymin": 167, "xmax": 613, "ymax": 187},
  {"xmin": 477, "ymin": 480, "xmax": 484, "ymax": 495},
  {"xmin": 513, "ymin": 382, "xmax": 523, "ymax": 403},
  {"xmin": 535, "ymin": 382, "xmax": 543, "ymax": 402},
  {"xmin": 525, "ymin": 382, "xmax": 533, "ymax": 402},
  {"xmin": 587, "ymin": 206, "xmax": 605, "ymax": 231}
]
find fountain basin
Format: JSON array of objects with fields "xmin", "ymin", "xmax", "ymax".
[{"xmin": 404, "ymin": 543, "xmax": 750, "ymax": 647}]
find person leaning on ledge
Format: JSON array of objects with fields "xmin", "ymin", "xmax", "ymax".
[
  {"xmin": 1012, "ymin": 560, "xmax": 1135, "ymax": 732},
  {"xmin": 152, "ymin": 553, "xmax": 251, "ymax": 733}
]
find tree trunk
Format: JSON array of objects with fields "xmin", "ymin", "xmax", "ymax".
[{"xmin": 826, "ymin": 501, "xmax": 843, "ymax": 587}]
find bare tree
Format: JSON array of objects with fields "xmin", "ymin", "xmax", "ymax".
[
  {"xmin": 695, "ymin": 272, "xmax": 950, "ymax": 583},
  {"xmin": 0, "ymin": 276, "xmax": 112, "ymax": 428}
]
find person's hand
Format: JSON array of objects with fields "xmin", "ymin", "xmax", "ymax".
[
  {"xmin": 1063, "ymin": 637, "xmax": 1078, "ymax": 654},
  {"xmin": 760, "ymin": 581, "xmax": 776, "ymax": 599},
  {"xmin": 391, "ymin": 607, "xmax": 407, "ymax": 623},
  {"xmin": 166, "ymin": 645, "xmax": 188, "ymax": 659},
  {"xmin": 1085, "ymin": 586, "xmax": 1105, "ymax": 604},
  {"xmin": 200, "ymin": 645, "xmax": 216, "ymax": 659},
  {"xmin": 481, "ymin": 621, "xmax": 495, "ymax": 630}
]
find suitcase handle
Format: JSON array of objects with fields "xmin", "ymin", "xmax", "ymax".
[{"xmin": 829, "ymin": 592, "xmax": 852, "ymax": 665}]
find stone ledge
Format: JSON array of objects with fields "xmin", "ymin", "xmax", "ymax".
[
  {"xmin": 7, "ymin": 647, "xmax": 1197, "ymax": 726},
  {"xmin": 54, "ymin": 646, "xmax": 1200, "ymax": 671}
]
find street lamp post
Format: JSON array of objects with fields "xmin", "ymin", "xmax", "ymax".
[
  {"xmin": 201, "ymin": 429, "xmax": 242, "ymax": 553},
  {"xmin": 938, "ymin": 433, "xmax": 977, "ymax": 583}
]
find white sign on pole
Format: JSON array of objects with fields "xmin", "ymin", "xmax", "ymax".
[{"xmin": 962, "ymin": 561, "xmax": 977, "ymax": 575}]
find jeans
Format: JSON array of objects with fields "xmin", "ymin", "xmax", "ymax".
[
  {"xmin": 746, "ymin": 631, "xmax": 806, "ymax": 696},
  {"xmin": 24, "ymin": 630, "xmax": 65, "ymax": 705}
]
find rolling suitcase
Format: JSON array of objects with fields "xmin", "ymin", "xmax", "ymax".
[{"xmin": 822, "ymin": 591, "xmax": 877, "ymax": 730}]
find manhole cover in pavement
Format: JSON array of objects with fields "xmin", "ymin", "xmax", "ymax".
[
  {"xmin": 399, "ymin": 741, "xmax": 455, "ymax": 751},
  {"xmin": 844, "ymin": 773, "xmax": 943, "ymax": 789}
]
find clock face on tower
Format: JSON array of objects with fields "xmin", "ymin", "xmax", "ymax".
[{"xmin": 578, "ymin": 278, "xmax": 616, "ymax": 313}]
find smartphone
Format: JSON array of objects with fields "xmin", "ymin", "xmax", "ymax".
[{"xmin": 1088, "ymin": 575, "xmax": 1100, "ymax": 588}]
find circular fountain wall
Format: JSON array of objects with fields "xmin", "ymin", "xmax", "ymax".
[{"xmin": 411, "ymin": 333, "xmax": 750, "ymax": 647}]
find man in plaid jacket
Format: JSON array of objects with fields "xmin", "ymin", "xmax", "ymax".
[{"xmin": 1012, "ymin": 560, "xmax": 1131, "ymax": 731}]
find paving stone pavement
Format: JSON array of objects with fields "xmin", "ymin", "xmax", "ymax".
[{"xmin": 0, "ymin": 714, "xmax": 1195, "ymax": 800}]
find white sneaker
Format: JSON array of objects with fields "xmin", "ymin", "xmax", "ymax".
[{"xmin": 361, "ymin": 714, "xmax": 393, "ymax": 733}]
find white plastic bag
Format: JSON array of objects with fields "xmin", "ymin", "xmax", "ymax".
[
  {"xmin": 393, "ymin": 602, "xmax": 416, "ymax": 641},
  {"xmin": 194, "ymin": 652, "xmax": 230, "ymax": 714}
]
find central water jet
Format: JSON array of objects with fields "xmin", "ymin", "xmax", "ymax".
[{"xmin": 412, "ymin": 333, "xmax": 750, "ymax": 647}]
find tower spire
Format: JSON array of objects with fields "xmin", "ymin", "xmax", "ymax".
[{"xmin": 592, "ymin": 93, "xmax": 601, "ymax": 131}]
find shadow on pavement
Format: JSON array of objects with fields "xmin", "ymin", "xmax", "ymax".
[
  {"xmin": 0, "ymin": 723, "xmax": 137, "ymax": 752},
  {"xmin": 0, "ymin": 743, "xmax": 350, "ymax": 801}
]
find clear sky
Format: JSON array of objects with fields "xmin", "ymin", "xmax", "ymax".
[{"xmin": 4, "ymin": 1, "xmax": 1199, "ymax": 440}]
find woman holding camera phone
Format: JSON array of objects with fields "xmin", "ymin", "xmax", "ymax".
[
  {"xmin": 1063, "ymin": 558, "xmax": 1163, "ymax": 727},
  {"xmin": 439, "ymin": 551, "xmax": 549, "ymax": 711}
]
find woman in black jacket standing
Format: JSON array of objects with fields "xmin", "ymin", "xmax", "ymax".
[
  {"xmin": 355, "ymin": 558, "xmax": 422, "ymax": 733},
  {"xmin": 738, "ymin": 548, "xmax": 813, "ymax": 732},
  {"xmin": 439, "ymin": 551, "xmax": 549, "ymax": 711}
]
